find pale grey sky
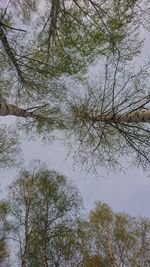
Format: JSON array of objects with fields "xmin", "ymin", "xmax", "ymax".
[
  {"xmin": 22, "ymin": 139, "xmax": 150, "ymax": 217},
  {"xmin": 1, "ymin": 136, "xmax": 150, "ymax": 217}
]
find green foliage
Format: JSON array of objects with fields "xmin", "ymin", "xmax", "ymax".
[
  {"xmin": 83, "ymin": 202, "xmax": 150, "ymax": 266},
  {"xmin": 0, "ymin": 1, "xmax": 150, "ymax": 171},
  {"xmin": 34, "ymin": 0, "xmax": 142, "ymax": 78},
  {"xmin": 1, "ymin": 170, "xmax": 150, "ymax": 266},
  {"xmin": 0, "ymin": 200, "xmax": 11, "ymax": 266},
  {"xmin": 8, "ymin": 162, "xmax": 83, "ymax": 266},
  {"xmin": 66, "ymin": 59, "xmax": 150, "ymax": 172},
  {"xmin": 90, "ymin": 201, "xmax": 113, "ymax": 226},
  {"xmin": 0, "ymin": 126, "xmax": 21, "ymax": 169}
]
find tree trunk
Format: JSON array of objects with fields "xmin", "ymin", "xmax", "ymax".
[
  {"xmin": 94, "ymin": 110, "xmax": 150, "ymax": 123},
  {"xmin": 0, "ymin": 25, "xmax": 25, "ymax": 82},
  {"xmin": 21, "ymin": 253, "xmax": 27, "ymax": 267},
  {"xmin": 0, "ymin": 102, "xmax": 35, "ymax": 118}
]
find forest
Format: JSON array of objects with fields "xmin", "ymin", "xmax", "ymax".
[{"xmin": 0, "ymin": 0, "xmax": 150, "ymax": 266}]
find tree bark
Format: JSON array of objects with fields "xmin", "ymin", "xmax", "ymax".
[
  {"xmin": 0, "ymin": 102, "xmax": 35, "ymax": 118},
  {"xmin": 94, "ymin": 110, "xmax": 150, "ymax": 123}
]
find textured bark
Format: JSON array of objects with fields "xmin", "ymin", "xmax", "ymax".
[
  {"xmin": 94, "ymin": 110, "xmax": 150, "ymax": 123},
  {"xmin": 49, "ymin": 0, "xmax": 60, "ymax": 37},
  {"xmin": 47, "ymin": 0, "xmax": 60, "ymax": 57},
  {"xmin": 0, "ymin": 102, "xmax": 35, "ymax": 118}
]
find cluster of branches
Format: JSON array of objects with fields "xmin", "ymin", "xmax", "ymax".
[
  {"xmin": 66, "ymin": 56, "xmax": 150, "ymax": 172},
  {"xmin": 0, "ymin": 0, "xmax": 146, "ymax": 101}
]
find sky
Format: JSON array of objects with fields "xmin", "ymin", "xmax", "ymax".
[
  {"xmin": 0, "ymin": 1, "xmax": 150, "ymax": 219},
  {"xmin": 21, "ymin": 139, "xmax": 150, "ymax": 217},
  {"xmin": 1, "ymin": 134, "xmax": 150, "ymax": 218}
]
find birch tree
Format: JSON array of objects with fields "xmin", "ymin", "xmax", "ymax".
[
  {"xmin": 0, "ymin": 0, "xmax": 150, "ymax": 172},
  {"xmin": 80, "ymin": 201, "xmax": 150, "ymax": 267},
  {"xmin": 65, "ymin": 55, "xmax": 150, "ymax": 172},
  {"xmin": 0, "ymin": 201, "xmax": 11, "ymax": 267},
  {"xmin": 0, "ymin": 0, "xmax": 148, "ymax": 110},
  {"xmin": 8, "ymin": 162, "xmax": 83, "ymax": 267},
  {"xmin": 9, "ymin": 0, "xmax": 145, "ymax": 75},
  {"xmin": 0, "ymin": 0, "xmax": 146, "ymax": 104}
]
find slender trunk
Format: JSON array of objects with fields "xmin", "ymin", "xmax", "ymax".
[
  {"xmin": 47, "ymin": 0, "xmax": 60, "ymax": 58},
  {"xmin": 49, "ymin": 0, "xmax": 59, "ymax": 36},
  {"xmin": 0, "ymin": 25, "xmax": 25, "ymax": 82},
  {"xmin": 21, "ymin": 250, "xmax": 27, "ymax": 267},
  {"xmin": 0, "ymin": 102, "xmax": 36, "ymax": 118},
  {"xmin": 21, "ymin": 199, "xmax": 30, "ymax": 267},
  {"xmin": 103, "ymin": 226, "xmax": 119, "ymax": 267},
  {"xmin": 94, "ymin": 110, "xmax": 150, "ymax": 123},
  {"xmin": 43, "ymin": 195, "xmax": 49, "ymax": 267}
]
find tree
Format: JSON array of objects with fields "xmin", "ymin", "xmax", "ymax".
[
  {"xmin": 34, "ymin": 0, "xmax": 143, "ymax": 75},
  {"xmin": 80, "ymin": 201, "xmax": 150, "ymax": 267},
  {"xmin": 8, "ymin": 162, "xmax": 83, "ymax": 267},
  {"xmin": 7, "ymin": 0, "xmax": 149, "ymax": 77},
  {"xmin": 81, "ymin": 255, "xmax": 107, "ymax": 267},
  {"xmin": 0, "ymin": 200, "xmax": 11, "ymax": 267},
  {"xmin": 0, "ymin": 126, "xmax": 21, "ymax": 169},
  {"xmin": 0, "ymin": 0, "xmax": 146, "ymax": 104},
  {"xmin": 0, "ymin": 0, "xmax": 150, "ymax": 172},
  {"xmin": 1, "ymin": 167, "xmax": 150, "ymax": 266},
  {"xmin": 66, "ymin": 56, "xmax": 150, "ymax": 172}
]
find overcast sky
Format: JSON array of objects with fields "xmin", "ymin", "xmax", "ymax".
[
  {"xmin": 1, "ymin": 134, "xmax": 150, "ymax": 218},
  {"xmin": 21, "ymin": 139, "xmax": 150, "ymax": 217}
]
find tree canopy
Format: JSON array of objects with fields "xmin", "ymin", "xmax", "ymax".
[
  {"xmin": 85, "ymin": 201, "xmax": 150, "ymax": 266},
  {"xmin": 1, "ymin": 1, "xmax": 150, "ymax": 265},
  {"xmin": 0, "ymin": 0, "xmax": 150, "ymax": 172},
  {"xmin": 1, "ymin": 169, "xmax": 150, "ymax": 266},
  {"xmin": 8, "ymin": 162, "xmax": 83, "ymax": 267}
]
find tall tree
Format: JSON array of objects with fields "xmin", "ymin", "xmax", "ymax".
[
  {"xmin": 0, "ymin": 0, "xmax": 146, "ymax": 103},
  {"xmin": 8, "ymin": 162, "xmax": 83, "ymax": 267},
  {"xmin": 0, "ymin": 200, "xmax": 11, "ymax": 267},
  {"xmin": 66, "ymin": 56, "xmax": 150, "ymax": 172},
  {"xmin": 0, "ymin": 0, "xmax": 150, "ymax": 172},
  {"xmin": 80, "ymin": 201, "xmax": 150, "ymax": 267}
]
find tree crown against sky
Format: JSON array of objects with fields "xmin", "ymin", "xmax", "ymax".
[
  {"xmin": 81, "ymin": 201, "xmax": 150, "ymax": 267},
  {"xmin": 0, "ymin": 0, "xmax": 150, "ymax": 173},
  {"xmin": 7, "ymin": 162, "xmax": 84, "ymax": 267},
  {"xmin": 1, "ymin": 164, "xmax": 150, "ymax": 266}
]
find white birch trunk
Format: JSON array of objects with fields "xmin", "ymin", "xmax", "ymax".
[
  {"xmin": 0, "ymin": 102, "xmax": 35, "ymax": 118},
  {"xmin": 95, "ymin": 110, "xmax": 150, "ymax": 123}
]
